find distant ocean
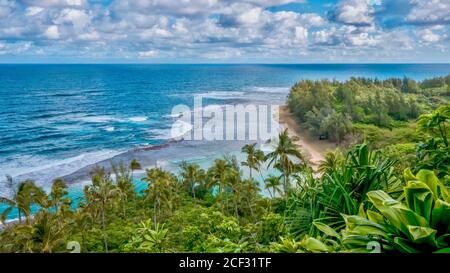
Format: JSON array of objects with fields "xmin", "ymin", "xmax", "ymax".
[{"xmin": 0, "ymin": 64, "xmax": 449, "ymax": 219}]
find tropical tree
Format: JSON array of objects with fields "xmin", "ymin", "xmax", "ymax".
[
  {"xmin": 226, "ymin": 169, "xmax": 242, "ymax": 221},
  {"xmin": 264, "ymin": 175, "xmax": 282, "ymax": 198},
  {"xmin": 241, "ymin": 143, "xmax": 265, "ymax": 179},
  {"xmin": 179, "ymin": 162, "xmax": 205, "ymax": 202},
  {"xmin": 0, "ymin": 178, "xmax": 46, "ymax": 225},
  {"xmin": 47, "ymin": 178, "xmax": 70, "ymax": 215},
  {"xmin": 143, "ymin": 168, "xmax": 179, "ymax": 228},
  {"xmin": 318, "ymin": 149, "xmax": 344, "ymax": 175},
  {"xmin": 83, "ymin": 166, "xmax": 120, "ymax": 252},
  {"xmin": 28, "ymin": 210, "xmax": 68, "ymax": 253},
  {"xmin": 208, "ymin": 159, "xmax": 230, "ymax": 212},
  {"xmin": 130, "ymin": 159, "xmax": 142, "ymax": 180},
  {"xmin": 266, "ymin": 129, "xmax": 306, "ymax": 195},
  {"xmin": 112, "ymin": 162, "xmax": 135, "ymax": 217}
]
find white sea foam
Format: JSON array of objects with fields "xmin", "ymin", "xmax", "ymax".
[
  {"xmin": 197, "ymin": 91, "xmax": 247, "ymax": 100},
  {"xmin": 0, "ymin": 150, "xmax": 124, "ymax": 194},
  {"xmin": 77, "ymin": 115, "xmax": 119, "ymax": 123},
  {"xmin": 248, "ymin": 86, "xmax": 290, "ymax": 93},
  {"xmin": 147, "ymin": 128, "xmax": 172, "ymax": 139},
  {"xmin": 103, "ymin": 126, "xmax": 115, "ymax": 132},
  {"xmin": 129, "ymin": 116, "xmax": 148, "ymax": 122}
]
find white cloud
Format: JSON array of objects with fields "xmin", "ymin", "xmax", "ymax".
[
  {"xmin": 44, "ymin": 25, "xmax": 60, "ymax": 39},
  {"xmin": 25, "ymin": 6, "xmax": 44, "ymax": 16},
  {"xmin": 78, "ymin": 31, "xmax": 100, "ymax": 41},
  {"xmin": 330, "ymin": 0, "xmax": 374, "ymax": 26},
  {"xmin": 54, "ymin": 8, "xmax": 91, "ymax": 30},
  {"xmin": 407, "ymin": 0, "xmax": 450, "ymax": 25},
  {"xmin": 22, "ymin": 0, "xmax": 87, "ymax": 8},
  {"xmin": 346, "ymin": 32, "xmax": 379, "ymax": 46},
  {"xmin": 237, "ymin": 7, "xmax": 263, "ymax": 25},
  {"xmin": 138, "ymin": 50, "xmax": 158, "ymax": 57},
  {"xmin": 0, "ymin": 0, "xmax": 447, "ymax": 62},
  {"xmin": 417, "ymin": 28, "xmax": 444, "ymax": 43}
]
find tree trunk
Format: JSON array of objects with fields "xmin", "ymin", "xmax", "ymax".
[
  {"xmin": 247, "ymin": 198, "xmax": 256, "ymax": 222},
  {"xmin": 18, "ymin": 208, "xmax": 22, "ymax": 224},
  {"xmin": 267, "ymin": 188, "xmax": 273, "ymax": 198},
  {"xmin": 101, "ymin": 203, "xmax": 108, "ymax": 252},
  {"xmin": 153, "ymin": 200, "xmax": 157, "ymax": 229},
  {"xmin": 234, "ymin": 199, "xmax": 239, "ymax": 223}
]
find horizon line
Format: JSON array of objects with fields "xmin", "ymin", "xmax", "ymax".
[{"xmin": 0, "ymin": 62, "xmax": 450, "ymax": 65}]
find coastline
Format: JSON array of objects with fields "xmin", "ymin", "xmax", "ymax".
[{"xmin": 278, "ymin": 105, "xmax": 336, "ymax": 171}]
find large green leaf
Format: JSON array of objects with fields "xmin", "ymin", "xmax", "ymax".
[
  {"xmin": 342, "ymin": 214, "xmax": 389, "ymax": 238},
  {"xmin": 406, "ymin": 225, "xmax": 437, "ymax": 246},
  {"xmin": 393, "ymin": 237, "xmax": 420, "ymax": 253},
  {"xmin": 404, "ymin": 181, "xmax": 434, "ymax": 221},
  {"xmin": 434, "ymin": 248, "xmax": 450, "ymax": 253},
  {"xmin": 300, "ymin": 236, "xmax": 330, "ymax": 252},
  {"xmin": 404, "ymin": 168, "xmax": 448, "ymax": 200},
  {"xmin": 313, "ymin": 221, "xmax": 340, "ymax": 239},
  {"xmin": 366, "ymin": 210, "xmax": 385, "ymax": 224},
  {"xmin": 367, "ymin": 190, "xmax": 429, "ymax": 239},
  {"xmin": 432, "ymin": 199, "xmax": 450, "ymax": 233}
]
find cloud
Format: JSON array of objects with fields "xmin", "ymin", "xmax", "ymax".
[
  {"xmin": 44, "ymin": 25, "xmax": 60, "ymax": 39},
  {"xmin": 406, "ymin": 0, "xmax": 450, "ymax": 26},
  {"xmin": 328, "ymin": 0, "xmax": 374, "ymax": 26},
  {"xmin": 0, "ymin": 0, "xmax": 448, "ymax": 62},
  {"xmin": 25, "ymin": 6, "xmax": 44, "ymax": 16},
  {"xmin": 138, "ymin": 50, "xmax": 158, "ymax": 58},
  {"xmin": 20, "ymin": 0, "xmax": 87, "ymax": 8},
  {"xmin": 416, "ymin": 27, "xmax": 447, "ymax": 44}
]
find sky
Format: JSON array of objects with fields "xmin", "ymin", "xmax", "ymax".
[{"xmin": 0, "ymin": 0, "xmax": 449, "ymax": 63}]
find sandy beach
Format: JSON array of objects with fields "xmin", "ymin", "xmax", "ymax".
[{"xmin": 278, "ymin": 105, "xmax": 336, "ymax": 171}]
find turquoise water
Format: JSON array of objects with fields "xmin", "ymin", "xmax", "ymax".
[{"xmin": 1, "ymin": 64, "xmax": 449, "ymax": 220}]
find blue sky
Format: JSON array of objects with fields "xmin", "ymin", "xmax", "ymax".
[{"xmin": 0, "ymin": 0, "xmax": 449, "ymax": 63}]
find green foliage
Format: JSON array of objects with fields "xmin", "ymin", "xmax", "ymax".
[
  {"xmin": 415, "ymin": 104, "xmax": 450, "ymax": 179},
  {"xmin": 289, "ymin": 76, "xmax": 449, "ymax": 141},
  {"xmin": 299, "ymin": 169, "xmax": 450, "ymax": 253},
  {"xmin": 0, "ymin": 76, "xmax": 448, "ymax": 254},
  {"xmin": 124, "ymin": 221, "xmax": 169, "ymax": 253}
]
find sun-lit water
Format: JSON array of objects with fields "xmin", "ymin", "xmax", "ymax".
[{"xmin": 1, "ymin": 64, "xmax": 449, "ymax": 220}]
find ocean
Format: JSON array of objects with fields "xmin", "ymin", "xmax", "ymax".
[{"xmin": 1, "ymin": 63, "xmax": 449, "ymax": 220}]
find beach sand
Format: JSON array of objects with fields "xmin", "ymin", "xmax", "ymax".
[{"xmin": 278, "ymin": 105, "xmax": 336, "ymax": 172}]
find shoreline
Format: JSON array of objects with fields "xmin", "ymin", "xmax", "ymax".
[{"xmin": 278, "ymin": 105, "xmax": 336, "ymax": 171}]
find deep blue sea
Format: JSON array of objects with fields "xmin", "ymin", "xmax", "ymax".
[{"xmin": 0, "ymin": 64, "xmax": 449, "ymax": 220}]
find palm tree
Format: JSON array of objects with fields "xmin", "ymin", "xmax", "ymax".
[
  {"xmin": 29, "ymin": 210, "xmax": 67, "ymax": 253},
  {"xmin": 241, "ymin": 179, "xmax": 258, "ymax": 221},
  {"xmin": 264, "ymin": 175, "xmax": 282, "ymax": 198},
  {"xmin": 0, "ymin": 177, "xmax": 45, "ymax": 225},
  {"xmin": 112, "ymin": 162, "xmax": 135, "ymax": 217},
  {"xmin": 241, "ymin": 143, "xmax": 265, "ymax": 179},
  {"xmin": 48, "ymin": 178, "xmax": 69, "ymax": 214},
  {"xmin": 318, "ymin": 149, "xmax": 344, "ymax": 175},
  {"xmin": 226, "ymin": 169, "xmax": 242, "ymax": 221},
  {"xmin": 130, "ymin": 159, "xmax": 142, "ymax": 180},
  {"xmin": 207, "ymin": 159, "xmax": 229, "ymax": 212},
  {"xmin": 179, "ymin": 162, "xmax": 205, "ymax": 202},
  {"xmin": 143, "ymin": 168, "xmax": 178, "ymax": 228},
  {"xmin": 265, "ymin": 129, "xmax": 306, "ymax": 195},
  {"xmin": 84, "ymin": 166, "xmax": 120, "ymax": 252}
]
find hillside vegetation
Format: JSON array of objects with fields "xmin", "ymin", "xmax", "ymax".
[{"xmin": 0, "ymin": 75, "xmax": 449, "ymax": 253}]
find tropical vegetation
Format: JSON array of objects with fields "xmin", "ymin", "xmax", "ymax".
[{"xmin": 0, "ymin": 76, "xmax": 448, "ymax": 253}]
